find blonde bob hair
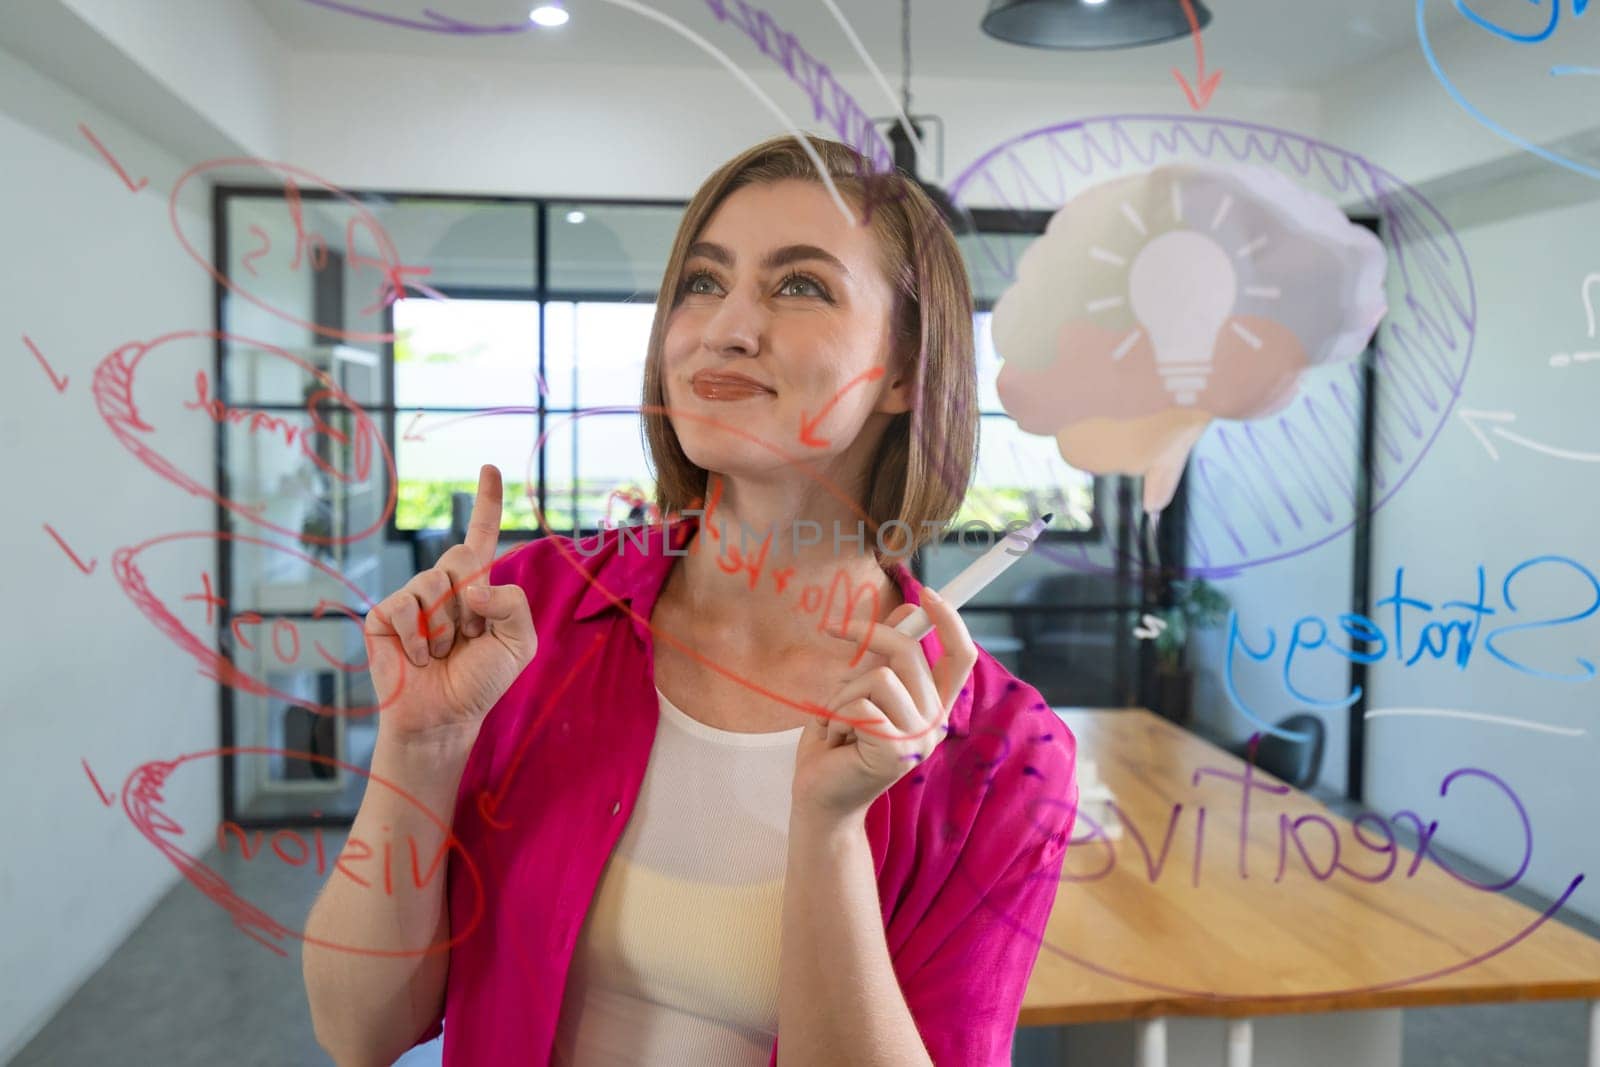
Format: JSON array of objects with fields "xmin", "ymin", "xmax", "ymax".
[{"xmin": 641, "ymin": 133, "xmax": 978, "ymax": 560}]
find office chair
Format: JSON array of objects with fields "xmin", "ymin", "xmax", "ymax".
[
  {"xmin": 411, "ymin": 491, "xmax": 476, "ymax": 572},
  {"xmin": 1012, "ymin": 572, "xmax": 1121, "ymax": 706},
  {"xmin": 1227, "ymin": 713, "xmax": 1325, "ymax": 790}
]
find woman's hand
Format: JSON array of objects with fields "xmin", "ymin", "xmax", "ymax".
[
  {"xmin": 791, "ymin": 588, "xmax": 978, "ymax": 826},
  {"xmin": 363, "ymin": 464, "xmax": 537, "ymax": 748}
]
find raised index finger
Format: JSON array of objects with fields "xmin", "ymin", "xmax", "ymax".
[{"xmin": 463, "ymin": 463, "xmax": 504, "ymax": 562}]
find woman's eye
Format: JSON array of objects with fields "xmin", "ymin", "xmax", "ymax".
[
  {"xmin": 683, "ymin": 271, "xmax": 721, "ymax": 296},
  {"xmin": 780, "ymin": 273, "xmax": 828, "ymax": 299}
]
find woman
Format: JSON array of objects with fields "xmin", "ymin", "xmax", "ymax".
[{"xmin": 303, "ymin": 134, "xmax": 1078, "ymax": 1066}]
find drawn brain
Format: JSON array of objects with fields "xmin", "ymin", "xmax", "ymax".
[{"xmin": 992, "ymin": 163, "xmax": 1388, "ymax": 512}]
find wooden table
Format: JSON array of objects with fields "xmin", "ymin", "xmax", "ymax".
[{"xmin": 1018, "ymin": 709, "xmax": 1600, "ymax": 1067}]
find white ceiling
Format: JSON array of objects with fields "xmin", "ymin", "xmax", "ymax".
[{"xmin": 251, "ymin": 0, "xmax": 1461, "ymax": 88}]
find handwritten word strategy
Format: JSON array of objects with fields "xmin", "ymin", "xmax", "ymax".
[{"xmin": 1225, "ymin": 555, "xmax": 1599, "ymax": 724}]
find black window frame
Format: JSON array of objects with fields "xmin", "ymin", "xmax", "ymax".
[
  {"xmin": 210, "ymin": 187, "xmax": 1105, "ymax": 551},
  {"xmin": 207, "ymin": 188, "xmax": 1107, "ymax": 828}
]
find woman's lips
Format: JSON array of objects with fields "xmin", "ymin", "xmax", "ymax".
[{"xmin": 691, "ymin": 373, "xmax": 775, "ymax": 401}]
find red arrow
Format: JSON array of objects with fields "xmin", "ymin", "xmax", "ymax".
[
  {"xmin": 44, "ymin": 524, "xmax": 97, "ymax": 575},
  {"xmin": 477, "ymin": 630, "xmax": 607, "ymax": 830},
  {"xmin": 798, "ymin": 367, "xmax": 887, "ymax": 448},
  {"xmin": 1171, "ymin": 0, "xmax": 1222, "ymax": 111},
  {"xmin": 402, "ymin": 405, "xmax": 544, "ymax": 443},
  {"xmin": 77, "ymin": 123, "xmax": 149, "ymax": 193},
  {"xmin": 23, "ymin": 336, "xmax": 69, "ymax": 393},
  {"xmin": 83, "ymin": 759, "xmax": 116, "ymax": 806}
]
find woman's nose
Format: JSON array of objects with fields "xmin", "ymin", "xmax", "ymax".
[{"xmin": 703, "ymin": 288, "xmax": 764, "ymax": 357}]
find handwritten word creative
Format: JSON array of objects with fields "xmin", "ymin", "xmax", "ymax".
[
  {"xmin": 1064, "ymin": 757, "xmax": 1533, "ymax": 893},
  {"xmin": 1225, "ymin": 556, "xmax": 1600, "ymax": 722}
]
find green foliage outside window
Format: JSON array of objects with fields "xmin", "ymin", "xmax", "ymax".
[
  {"xmin": 397, "ymin": 479, "xmax": 659, "ymax": 532},
  {"xmin": 393, "ymin": 327, "xmax": 482, "ymax": 365},
  {"xmin": 398, "ymin": 479, "xmax": 1094, "ymax": 536}
]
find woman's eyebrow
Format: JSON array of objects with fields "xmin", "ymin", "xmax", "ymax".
[
  {"xmin": 685, "ymin": 241, "xmax": 734, "ymax": 267},
  {"xmin": 687, "ymin": 241, "xmax": 850, "ymax": 277},
  {"xmin": 763, "ymin": 243, "xmax": 850, "ymax": 276}
]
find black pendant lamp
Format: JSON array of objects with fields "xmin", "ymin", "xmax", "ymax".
[
  {"xmin": 886, "ymin": 0, "xmax": 972, "ymax": 234},
  {"xmin": 886, "ymin": 121, "xmax": 970, "ymax": 235},
  {"xmin": 981, "ymin": 0, "xmax": 1211, "ymax": 50}
]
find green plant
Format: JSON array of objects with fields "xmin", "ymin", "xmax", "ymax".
[
  {"xmin": 299, "ymin": 511, "xmax": 335, "ymax": 559},
  {"xmin": 1152, "ymin": 578, "xmax": 1230, "ymax": 672}
]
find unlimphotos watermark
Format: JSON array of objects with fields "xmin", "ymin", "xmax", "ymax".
[{"xmin": 577, "ymin": 516, "xmax": 1045, "ymax": 559}]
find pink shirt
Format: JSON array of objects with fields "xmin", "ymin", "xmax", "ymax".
[{"xmin": 413, "ymin": 517, "xmax": 1079, "ymax": 1065}]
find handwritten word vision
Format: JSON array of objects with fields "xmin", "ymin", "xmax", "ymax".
[{"xmin": 218, "ymin": 820, "xmax": 449, "ymax": 895}]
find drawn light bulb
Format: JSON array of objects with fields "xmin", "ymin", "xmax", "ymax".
[{"xmin": 1127, "ymin": 230, "xmax": 1238, "ymax": 405}]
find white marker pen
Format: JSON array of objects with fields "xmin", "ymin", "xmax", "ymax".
[
  {"xmin": 891, "ymin": 512, "xmax": 1054, "ymax": 641},
  {"xmin": 824, "ymin": 513, "xmax": 1053, "ymax": 746}
]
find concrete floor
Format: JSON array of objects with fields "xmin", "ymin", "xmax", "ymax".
[
  {"xmin": 11, "ymin": 826, "xmax": 1598, "ymax": 1066},
  {"xmin": 10, "ymin": 831, "xmax": 441, "ymax": 1067}
]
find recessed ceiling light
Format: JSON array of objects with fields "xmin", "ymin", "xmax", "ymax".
[
  {"xmin": 530, "ymin": 4, "xmax": 569, "ymax": 28},
  {"xmin": 566, "ymin": 210, "xmax": 586, "ymax": 224}
]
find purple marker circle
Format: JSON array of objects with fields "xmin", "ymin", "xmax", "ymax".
[
  {"xmin": 953, "ymin": 716, "xmax": 1580, "ymax": 1011},
  {"xmin": 948, "ymin": 115, "xmax": 1477, "ymax": 578}
]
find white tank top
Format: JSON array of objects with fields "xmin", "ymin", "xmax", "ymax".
[{"xmin": 552, "ymin": 688, "xmax": 804, "ymax": 1067}]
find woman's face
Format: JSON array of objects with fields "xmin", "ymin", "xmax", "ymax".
[{"xmin": 662, "ymin": 178, "xmax": 912, "ymax": 484}]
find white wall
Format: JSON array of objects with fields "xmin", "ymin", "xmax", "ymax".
[
  {"xmin": 286, "ymin": 44, "xmax": 1325, "ymax": 675},
  {"xmin": 10, "ymin": 0, "xmax": 1600, "ymax": 1053},
  {"xmin": 283, "ymin": 49, "xmax": 1321, "ymax": 200},
  {"xmin": 1363, "ymin": 160, "xmax": 1600, "ymax": 924},
  {"xmin": 1322, "ymin": 8, "xmax": 1600, "ymax": 192},
  {"xmin": 0, "ymin": 46, "xmax": 217, "ymax": 1061},
  {"xmin": 1305, "ymin": 16, "xmax": 1600, "ymax": 923},
  {"xmin": 56, "ymin": 0, "xmax": 289, "ymax": 157}
]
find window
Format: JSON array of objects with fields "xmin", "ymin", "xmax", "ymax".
[
  {"xmin": 382, "ymin": 201, "xmax": 679, "ymax": 537},
  {"xmin": 212, "ymin": 188, "xmax": 1100, "ymax": 821},
  {"xmin": 955, "ymin": 210, "xmax": 1101, "ymax": 541},
  {"xmin": 216, "ymin": 191, "xmax": 1100, "ymax": 550},
  {"xmin": 951, "ymin": 309, "xmax": 1098, "ymax": 536}
]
